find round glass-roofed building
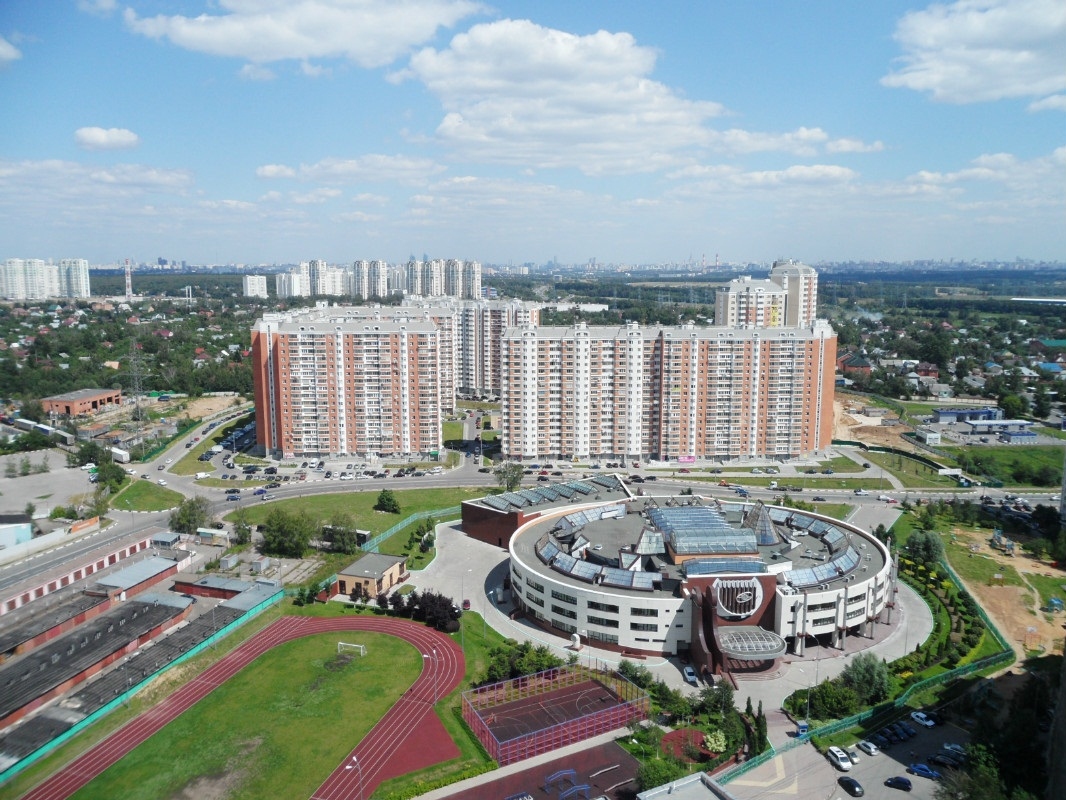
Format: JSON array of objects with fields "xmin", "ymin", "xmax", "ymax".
[{"xmin": 461, "ymin": 475, "xmax": 895, "ymax": 681}]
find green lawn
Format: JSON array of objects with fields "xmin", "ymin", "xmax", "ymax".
[
  {"xmin": 1035, "ymin": 425, "xmax": 1066, "ymax": 441},
  {"xmin": 226, "ymin": 487, "xmax": 485, "ymax": 533},
  {"xmin": 947, "ymin": 443, "xmax": 1065, "ymax": 487},
  {"xmin": 112, "ymin": 480, "xmax": 184, "ymax": 512},
  {"xmin": 71, "ymin": 632, "xmax": 420, "ymax": 800},
  {"xmin": 942, "ymin": 536, "xmax": 1025, "ymax": 587},
  {"xmin": 862, "ymin": 450, "xmax": 961, "ymax": 488}
]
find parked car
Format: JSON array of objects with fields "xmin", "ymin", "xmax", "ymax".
[
  {"xmin": 899, "ymin": 721, "xmax": 918, "ymax": 738},
  {"xmin": 869, "ymin": 734, "xmax": 891, "ymax": 750},
  {"xmin": 927, "ymin": 753, "xmax": 958, "ymax": 769},
  {"xmin": 156, "ymin": 479, "xmax": 167, "ymax": 486},
  {"xmin": 942, "ymin": 743, "xmax": 967, "ymax": 758},
  {"xmin": 856, "ymin": 740, "xmax": 879, "ymax": 756},
  {"xmin": 846, "ymin": 747, "xmax": 861, "ymax": 765},
  {"xmin": 906, "ymin": 764, "xmax": 940, "ymax": 780},
  {"xmin": 884, "ymin": 776, "xmax": 912, "ymax": 791},
  {"xmin": 825, "ymin": 746, "xmax": 852, "ymax": 771},
  {"xmin": 838, "ymin": 776, "xmax": 864, "ymax": 797},
  {"xmin": 910, "ymin": 711, "xmax": 935, "ymax": 728},
  {"xmin": 682, "ymin": 666, "xmax": 698, "ymax": 685}
]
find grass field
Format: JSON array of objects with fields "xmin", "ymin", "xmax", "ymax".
[
  {"xmin": 71, "ymin": 631, "xmax": 420, "ymax": 800},
  {"xmin": 938, "ymin": 444, "xmax": 1065, "ymax": 487},
  {"xmin": 226, "ymin": 487, "xmax": 484, "ymax": 532},
  {"xmin": 862, "ymin": 450, "xmax": 961, "ymax": 488},
  {"xmin": 111, "ymin": 480, "xmax": 184, "ymax": 512}
]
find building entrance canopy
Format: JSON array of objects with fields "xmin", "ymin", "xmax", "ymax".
[{"xmin": 715, "ymin": 626, "xmax": 787, "ymax": 660}]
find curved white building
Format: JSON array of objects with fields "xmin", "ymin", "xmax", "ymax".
[{"xmin": 462, "ymin": 476, "xmax": 894, "ymax": 679}]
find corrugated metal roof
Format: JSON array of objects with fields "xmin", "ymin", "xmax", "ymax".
[{"xmin": 94, "ymin": 556, "xmax": 177, "ymax": 591}]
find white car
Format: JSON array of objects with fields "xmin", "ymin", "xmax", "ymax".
[
  {"xmin": 910, "ymin": 711, "xmax": 936, "ymax": 728},
  {"xmin": 157, "ymin": 479, "xmax": 167, "ymax": 486},
  {"xmin": 826, "ymin": 746, "xmax": 852, "ymax": 771},
  {"xmin": 856, "ymin": 740, "xmax": 879, "ymax": 756}
]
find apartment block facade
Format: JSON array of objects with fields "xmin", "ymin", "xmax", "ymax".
[
  {"xmin": 242, "ymin": 274, "xmax": 269, "ymax": 298},
  {"xmin": 251, "ymin": 309, "xmax": 442, "ymax": 459},
  {"xmin": 499, "ymin": 320, "xmax": 836, "ymax": 462},
  {"xmin": 715, "ymin": 259, "xmax": 818, "ymax": 328},
  {"xmin": 1, "ymin": 259, "xmax": 91, "ymax": 300}
]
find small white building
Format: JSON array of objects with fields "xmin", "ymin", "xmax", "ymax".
[{"xmin": 915, "ymin": 427, "xmax": 942, "ymax": 446}]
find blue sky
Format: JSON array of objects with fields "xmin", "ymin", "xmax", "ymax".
[{"xmin": 1, "ymin": 0, "xmax": 1063, "ymax": 267}]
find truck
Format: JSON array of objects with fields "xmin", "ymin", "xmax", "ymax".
[
  {"xmin": 195, "ymin": 471, "xmax": 211, "ymax": 480},
  {"xmin": 110, "ymin": 447, "xmax": 131, "ymax": 463},
  {"xmin": 209, "ymin": 445, "xmax": 224, "ymax": 455}
]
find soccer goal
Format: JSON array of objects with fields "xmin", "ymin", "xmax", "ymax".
[{"xmin": 337, "ymin": 642, "xmax": 367, "ymax": 657}]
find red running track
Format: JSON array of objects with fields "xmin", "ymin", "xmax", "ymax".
[{"xmin": 20, "ymin": 615, "xmax": 465, "ymax": 800}]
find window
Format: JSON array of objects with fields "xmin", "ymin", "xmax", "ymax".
[
  {"xmin": 551, "ymin": 590, "xmax": 577, "ymax": 605},
  {"xmin": 525, "ymin": 591, "xmax": 544, "ymax": 607},
  {"xmin": 587, "ymin": 600, "xmax": 619, "ymax": 614},
  {"xmin": 525, "ymin": 577, "xmax": 544, "ymax": 592},
  {"xmin": 630, "ymin": 622, "xmax": 658, "ymax": 632},
  {"xmin": 586, "ymin": 615, "xmax": 618, "ymax": 628},
  {"xmin": 552, "ymin": 605, "xmax": 577, "ymax": 620},
  {"xmin": 630, "ymin": 607, "xmax": 658, "ymax": 617}
]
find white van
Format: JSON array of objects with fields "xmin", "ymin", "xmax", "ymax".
[{"xmin": 826, "ymin": 746, "xmax": 852, "ymax": 771}]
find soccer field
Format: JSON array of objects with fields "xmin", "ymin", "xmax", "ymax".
[{"xmin": 71, "ymin": 632, "xmax": 421, "ymax": 800}]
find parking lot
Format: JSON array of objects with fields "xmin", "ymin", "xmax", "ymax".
[{"xmin": 727, "ymin": 717, "xmax": 970, "ymax": 800}]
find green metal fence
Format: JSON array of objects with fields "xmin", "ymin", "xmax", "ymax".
[{"xmin": 361, "ymin": 505, "xmax": 462, "ymax": 553}]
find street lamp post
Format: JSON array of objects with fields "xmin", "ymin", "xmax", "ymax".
[{"xmin": 345, "ymin": 755, "xmax": 363, "ymax": 800}]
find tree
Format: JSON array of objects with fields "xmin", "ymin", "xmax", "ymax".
[
  {"xmin": 374, "ymin": 488, "xmax": 400, "ymax": 514},
  {"xmin": 169, "ymin": 496, "xmax": 211, "ymax": 537},
  {"xmin": 999, "ymin": 394, "xmax": 1026, "ymax": 419},
  {"xmin": 1031, "ymin": 384, "xmax": 1052, "ymax": 419},
  {"xmin": 494, "ymin": 461, "xmax": 524, "ymax": 492},
  {"xmin": 231, "ymin": 506, "xmax": 252, "ymax": 545},
  {"xmin": 24, "ymin": 502, "xmax": 36, "ymax": 519},
  {"xmin": 636, "ymin": 759, "xmax": 687, "ymax": 792},
  {"xmin": 907, "ymin": 529, "xmax": 945, "ymax": 565},
  {"xmin": 260, "ymin": 507, "xmax": 315, "ymax": 558},
  {"xmin": 95, "ymin": 461, "xmax": 126, "ymax": 493},
  {"xmin": 840, "ymin": 652, "xmax": 890, "ymax": 706}
]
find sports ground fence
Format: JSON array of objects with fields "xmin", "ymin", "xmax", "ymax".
[{"xmin": 462, "ymin": 665, "xmax": 650, "ymax": 766}]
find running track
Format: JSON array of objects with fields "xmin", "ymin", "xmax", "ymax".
[{"xmin": 20, "ymin": 615, "xmax": 465, "ymax": 800}]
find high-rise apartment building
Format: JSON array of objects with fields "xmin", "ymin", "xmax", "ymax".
[
  {"xmin": 251, "ymin": 307, "xmax": 442, "ymax": 459},
  {"xmin": 1, "ymin": 258, "xmax": 91, "ymax": 300},
  {"xmin": 243, "ymin": 274, "xmax": 269, "ymax": 298},
  {"xmin": 499, "ymin": 319, "xmax": 836, "ymax": 462},
  {"xmin": 715, "ymin": 259, "xmax": 818, "ymax": 328}
]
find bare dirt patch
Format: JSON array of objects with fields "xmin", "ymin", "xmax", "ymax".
[
  {"xmin": 168, "ymin": 738, "xmax": 259, "ymax": 800},
  {"xmin": 176, "ymin": 395, "xmax": 244, "ymax": 420},
  {"xmin": 833, "ymin": 397, "xmax": 916, "ymax": 450},
  {"xmin": 947, "ymin": 528, "xmax": 1065, "ymax": 660}
]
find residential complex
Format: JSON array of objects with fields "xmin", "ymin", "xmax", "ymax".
[
  {"xmin": 499, "ymin": 319, "xmax": 836, "ymax": 463},
  {"xmin": 1, "ymin": 259, "xmax": 91, "ymax": 300},
  {"xmin": 253, "ymin": 261, "xmax": 834, "ymax": 463},
  {"xmin": 272, "ymin": 258, "xmax": 481, "ymax": 301}
]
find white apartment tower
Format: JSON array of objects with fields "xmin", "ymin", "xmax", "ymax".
[
  {"xmin": 715, "ymin": 259, "xmax": 818, "ymax": 328},
  {"xmin": 1, "ymin": 258, "xmax": 91, "ymax": 300},
  {"xmin": 243, "ymin": 274, "xmax": 269, "ymax": 298}
]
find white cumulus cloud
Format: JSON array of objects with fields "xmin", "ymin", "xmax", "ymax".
[
  {"xmin": 1028, "ymin": 94, "xmax": 1066, "ymax": 112},
  {"xmin": 124, "ymin": 0, "xmax": 481, "ymax": 70},
  {"xmin": 882, "ymin": 0, "xmax": 1066, "ymax": 104},
  {"xmin": 0, "ymin": 34, "xmax": 23, "ymax": 64},
  {"xmin": 398, "ymin": 18, "xmax": 724, "ymax": 175},
  {"xmin": 257, "ymin": 154, "xmax": 445, "ymax": 184},
  {"xmin": 74, "ymin": 127, "xmax": 141, "ymax": 151}
]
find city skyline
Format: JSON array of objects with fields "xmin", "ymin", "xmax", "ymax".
[{"xmin": 1, "ymin": 0, "xmax": 1063, "ymax": 266}]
